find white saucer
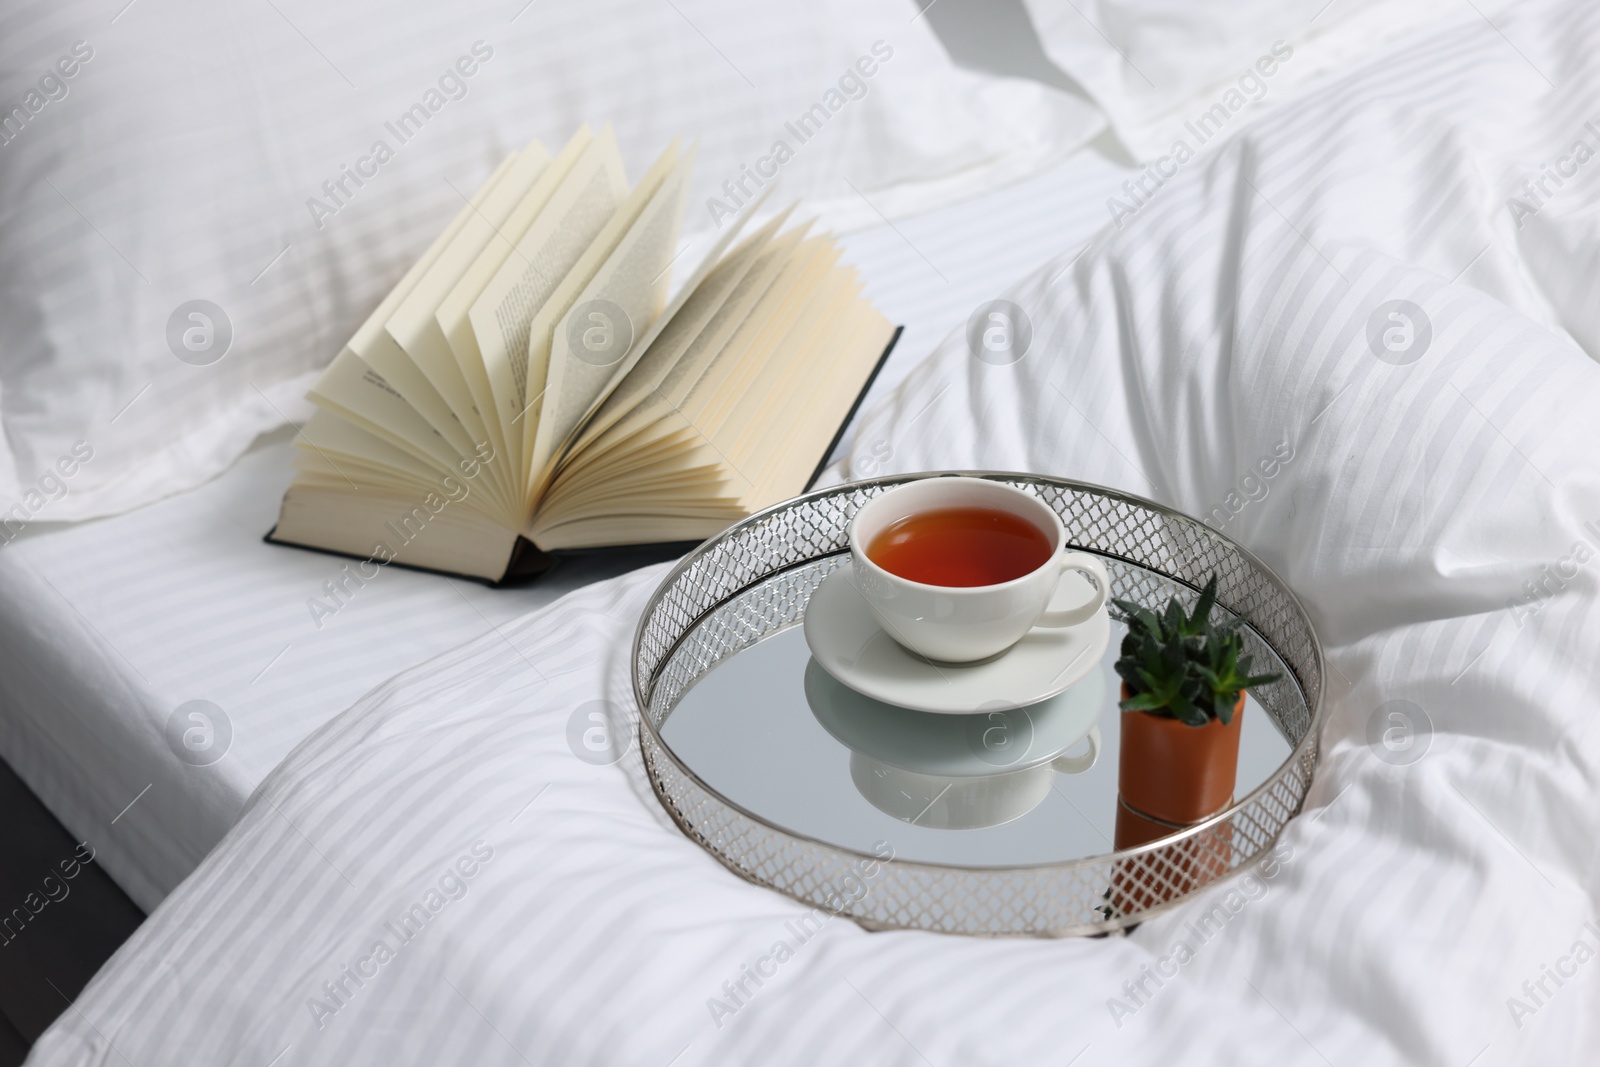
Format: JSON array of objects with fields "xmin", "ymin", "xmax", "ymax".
[{"xmin": 802, "ymin": 560, "xmax": 1110, "ymax": 715}]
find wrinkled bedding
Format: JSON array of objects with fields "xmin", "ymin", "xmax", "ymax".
[{"xmin": 31, "ymin": 0, "xmax": 1600, "ymax": 1063}]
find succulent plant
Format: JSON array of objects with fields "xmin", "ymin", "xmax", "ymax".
[{"xmin": 1112, "ymin": 575, "xmax": 1281, "ymax": 727}]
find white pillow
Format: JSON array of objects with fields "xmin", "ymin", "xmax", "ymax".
[
  {"xmin": 1018, "ymin": 0, "xmax": 1502, "ymax": 156},
  {"xmin": 0, "ymin": 0, "xmax": 1097, "ymax": 522}
]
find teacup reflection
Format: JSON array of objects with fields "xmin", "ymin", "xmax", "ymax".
[
  {"xmin": 804, "ymin": 658, "xmax": 1104, "ymax": 831},
  {"xmin": 850, "ymin": 753, "xmax": 1059, "ymax": 829}
]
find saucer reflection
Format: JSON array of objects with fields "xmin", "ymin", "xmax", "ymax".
[{"xmin": 803, "ymin": 657, "xmax": 1103, "ymax": 831}]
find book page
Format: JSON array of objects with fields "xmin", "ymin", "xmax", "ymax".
[
  {"xmin": 436, "ymin": 125, "xmax": 593, "ymax": 474},
  {"xmin": 520, "ymin": 139, "xmax": 690, "ymax": 500},
  {"xmin": 465, "ymin": 126, "xmax": 628, "ymax": 503},
  {"xmin": 603, "ymin": 237, "xmax": 832, "ymax": 505},
  {"xmin": 384, "ymin": 138, "xmax": 551, "ymax": 478},
  {"xmin": 575, "ymin": 187, "xmax": 776, "ymax": 425},
  {"xmin": 359, "ymin": 330, "xmax": 480, "ymax": 461},
  {"xmin": 291, "ymin": 411, "xmax": 497, "ymax": 511},
  {"xmin": 308, "ymin": 351, "xmax": 467, "ymax": 475},
  {"xmin": 305, "ymin": 356, "xmax": 518, "ymax": 524},
  {"xmin": 525, "ymin": 143, "xmax": 694, "ymax": 485},
  {"xmin": 743, "ymin": 301, "xmax": 891, "ymax": 497},
  {"xmin": 679, "ymin": 242, "xmax": 889, "ymax": 506},
  {"xmin": 296, "ymin": 410, "xmax": 441, "ymax": 480},
  {"xmin": 531, "ymin": 233, "xmax": 891, "ymax": 547},
  {"xmin": 539, "ymin": 434, "xmax": 720, "ymax": 515},
  {"xmin": 550, "ymin": 195, "xmax": 786, "ymax": 472},
  {"xmin": 354, "ymin": 153, "xmax": 516, "ymax": 464},
  {"xmin": 658, "ymin": 223, "xmax": 811, "ymax": 410},
  {"xmin": 548, "ymin": 224, "xmax": 807, "ymax": 494},
  {"xmin": 291, "ymin": 449, "xmax": 506, "ymax": 522},
  {"xmin": 685, "ymin": 237, "xmax": 833, "ymax": 439},
  {"xmin": 717, "ymin": 248, "xmax": 848, "ymax": 457}
]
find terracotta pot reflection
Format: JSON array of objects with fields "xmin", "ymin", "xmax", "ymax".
[{"xmin": 1111, "ymin": 685, "xmax": 1244, "ymax": 912}]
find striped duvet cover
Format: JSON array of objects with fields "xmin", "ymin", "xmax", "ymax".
[{"xmin": 32, "ymin": 0, "xmax": 1600, "ymax": 1063}]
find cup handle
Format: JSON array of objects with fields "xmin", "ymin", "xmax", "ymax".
[
  {"xmin": 1050, "ymin": 725, "xmax": 1101, "ymax": 775},
  {"xmin": 1035, "ymin": 552, "xmax": 1110, "ymax": 628}
]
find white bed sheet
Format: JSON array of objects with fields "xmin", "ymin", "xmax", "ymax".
[
  {"xmin": 0, "ymin": 146, "xmax": 1135, "ymax": 914},
  {"xmin": 27, "ymin": 2, "xmax": 1600, "ymax": 1064},
  {"xmin": 0, "ymin": 433, "xmax": 672, "ymax": 912}
]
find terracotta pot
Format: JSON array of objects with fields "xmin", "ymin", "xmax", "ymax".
[{"xmin": 1117, "ymin": 684, "xmax": 1244, "ymax": 827}]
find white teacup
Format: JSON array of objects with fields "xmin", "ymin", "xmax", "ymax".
[{"xmin": 848, "ymin": 477, "xmax": 1109, "ymax": 663}]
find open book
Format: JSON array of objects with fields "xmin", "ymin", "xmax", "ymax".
[{"xmin": 268, "ymin": 124, "xmax": 898, "ymax": 582}]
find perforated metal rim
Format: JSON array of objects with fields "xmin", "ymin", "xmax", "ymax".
[{"xmin": 631, "ymin": 472, "xmax": 1325, "ymax": 937}]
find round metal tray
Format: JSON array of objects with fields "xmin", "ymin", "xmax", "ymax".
[{"xmin": 632, "ymin": 472, "xmax": 1325, "ymax": 937}]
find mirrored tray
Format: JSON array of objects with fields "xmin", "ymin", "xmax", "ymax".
[{"xmin": 633, "ymin": 473, "xmax": 1325, "ymax": 937}]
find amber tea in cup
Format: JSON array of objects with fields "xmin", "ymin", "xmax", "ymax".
[{"xmin": 865, "ymin": 506, "xmax": 1054, "ymax": 587}]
